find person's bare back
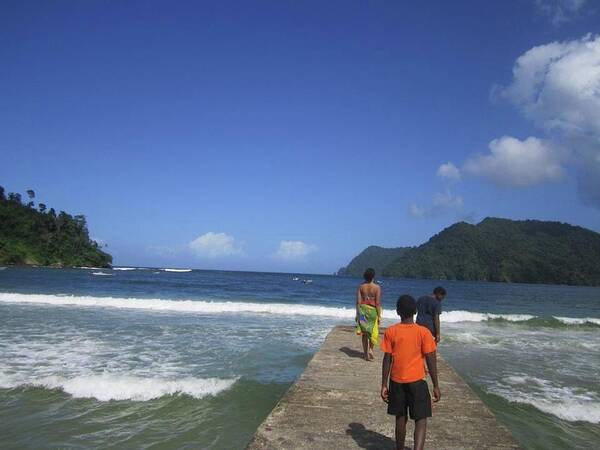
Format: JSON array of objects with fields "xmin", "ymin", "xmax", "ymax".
[{"xmin": 359, "ymin": 282, "xmax": 380, "ymax": 304}]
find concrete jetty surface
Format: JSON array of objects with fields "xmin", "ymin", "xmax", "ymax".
[{"xmin": 247, "ymin": 325, "xmax": 520, "ymax": 449}]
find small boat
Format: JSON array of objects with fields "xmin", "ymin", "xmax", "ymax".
[
  {"xmin": 92, "ymin": 271, "xmax": 114, "ymax": 276},
  {"xmin": 163, "ymin": 268, "xmax": 192, "ymax": 273},
  {"xmin": 292, "ymin": 277, "xmax": 300, "ymax": 281},
  {"xmin": 302, "ymin": 279, "xmax": 313, "ymax": 284}
]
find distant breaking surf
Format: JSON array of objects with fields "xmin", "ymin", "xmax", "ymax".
[{"xmin": 0, "ymin": 293, "xmax": 598, "ymax": 327}]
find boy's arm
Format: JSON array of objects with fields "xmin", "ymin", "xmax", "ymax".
[
  {"xmin": 434, "ymin": 314, "xmax": 441, "ymax": 343},
  {"xmin": 425, "ymin": 351, "xmax": 441, "ymax": 402},
  {"xmin": 381, "ymin": 353, "xmax": 392, "ymax": 402}
]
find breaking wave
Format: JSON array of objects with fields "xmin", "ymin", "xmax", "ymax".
[
  {"xmin": 1, "ymin": 293, "xmax": 598, "ymax": 327},
  {"xmin": 488, "ymin": 375, "xmax": 600, "ymax": 424},
  {"xmin": 0, "ymin": 373, "xmax": 237, "ymax": 402}
]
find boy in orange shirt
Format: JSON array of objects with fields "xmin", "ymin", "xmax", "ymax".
[{"xmin": 381, "ymin": 294, "xmax": 441, "ymax": 450}]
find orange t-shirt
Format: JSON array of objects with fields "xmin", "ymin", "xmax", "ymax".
[{"xmin": 380, "ymin": 323, "xmax": 437, "ymax": 383}]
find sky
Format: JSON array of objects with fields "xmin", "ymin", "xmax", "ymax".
[{"xmin": 1, "ymin": 0, "xmax": 599, "ymax": 273}]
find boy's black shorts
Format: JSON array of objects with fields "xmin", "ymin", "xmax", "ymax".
[{"xmin": 387, "ymin": 379, "xmax": 432, "ymax": 420}]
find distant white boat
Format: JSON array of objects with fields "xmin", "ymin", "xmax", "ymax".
[
  {"xmin": 92, "ymin": 272, "xmax": 114, "ymax": 276},
  {"xmin": 292, "ymin": 277, "xmax": 300, "ymax": 281},
  {"xmin": 302, "ymin": 279, "xmax": 313, "ymax": 284},
  {"xmin": 163, "ymin": 268, "xmax": 192, "ymax": 273},
  {"xmin": 113, "ymin": 267, "xmax": 136, "ymax": 271}
]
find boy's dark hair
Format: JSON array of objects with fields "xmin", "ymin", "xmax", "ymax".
[
  {"xmin": 363, "ymin": 268, "xmax": 375, "ymax": 282},
  {"xmin": 433, "ymin": 286, "xmax": 446, "ymax": 296},
  {"xmin": 396, "ymin": 294, "xmax": 417, "ymax": 318}
]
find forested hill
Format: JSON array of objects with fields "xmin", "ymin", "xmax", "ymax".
[
  {"xmin": 337, "ymin": 246, "xmax": 410, "ymax": 277},
  {"xmin": 0, "ymin": 186, "xmax": 112, "ymax": 267},
  {"xmin": 339, "ymin": 218, "xmax": 600, "ymax": 287}
]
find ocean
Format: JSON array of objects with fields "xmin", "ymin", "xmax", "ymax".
[{"xmin": 0, "ymin": 267, "xmax": 599, "ymax": 449}]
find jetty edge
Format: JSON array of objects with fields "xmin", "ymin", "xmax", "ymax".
[{"xmin": 247, "ymin": 325, "xmax": 521, "ymax": 449}]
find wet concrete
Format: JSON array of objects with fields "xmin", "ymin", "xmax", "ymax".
[{"xmin": 247, "ymin": 325, "xmax": 521, "ymax": 449}]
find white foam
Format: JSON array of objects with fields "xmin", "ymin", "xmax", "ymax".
[
  {"xmin": 1, "ymin": 293, "xmax": 599, "ymax": 325},
  {"xmin": 489, "ymin": 375, "xmax": 600, "ymax": 423},
  {"xmin": 0, "ymin": 292, "xmax": 359, "ymax": 318},
  {"xmin": 0, "ymin": 373, "xmax": 237, "ymax": 401},
  {"xmin": 91, "ymin": 272, "xmax": 114, "ymax": 276},
  {"xmin": 441, "ymin": 310, "xmax": 600, "ymax": 326},
  {"xmin": 441, "ymin": 310, "xmax": 535, "ymax": 323},
  {"xmin": 163, "ymin": 268, "xmax": 192, "ymax": 273},
  {"xmin": 555, "ymin": 316, "xmax": 600, "ymax": 326},
  {"xmin": 112, "ymin": 267, "xmax": 136, "ymax": 271}
]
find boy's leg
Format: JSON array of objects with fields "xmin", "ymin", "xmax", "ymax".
[
  {"xmin": 395, "ymin": 415, "xmax": 408, "ymax": 450},
  {"xmin": 413, "ymin": 418, "xmax": 427, "ymax": 450},
  {"xmin": 407, "ymin": 380, "xmax": 432, "ymax": 450}
]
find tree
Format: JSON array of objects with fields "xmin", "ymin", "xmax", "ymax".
[
  {"xmin": 0, "ymin": 186, "xmax": 5, "ymax": 201},
  {"xmin": 8, "ymin": 193, "xmax": 21, "ymax": 204},
  {"xmin": 38, "ymin": 203, "xmax": 47, "ymax": 213},
  {"xmin": 27, "ymin": 190, "xmax": 35, "ymax": 200},
  {"xmin": 48, "ymin": 208, "xmax": 56, "ymax": 217}
]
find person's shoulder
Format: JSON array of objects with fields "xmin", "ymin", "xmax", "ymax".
[
  {"xmin": 416, "ymin": 323, "xmax": 431, "ymax": 334},
  {"xmin": 385, "ymin": 322, "xmax": 402, "ymax": 335}
]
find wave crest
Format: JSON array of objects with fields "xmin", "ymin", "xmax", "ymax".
[
  {"xmin": 0, "ymin": 373, "xmax": 237, "ymax": 401},
  {"xmin": 1, "ymin": 293, "xmax": 598, "ymax": 328},
  {"xmin": 488, "ymin": 375, "xmax": 600, "ymax": 424}
]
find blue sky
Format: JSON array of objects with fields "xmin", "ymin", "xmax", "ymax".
[{"xmin": 1, "ymin": 0, "xmax": 599, "ymax": 273}]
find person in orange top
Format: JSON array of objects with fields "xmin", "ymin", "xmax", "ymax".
[{"xmin": 381, "ymin": 294, "xmax": 441, "ymax": 450}]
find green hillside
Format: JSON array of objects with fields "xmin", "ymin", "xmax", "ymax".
[
  {"xmin": 0, "ymin": 186, "xmax": 112, "ymax": 267},
  {"xmin": 342, "ymin": 218, "xmax": 600, "ymax": 286},
  {"xmin": 337, "ymin": 245, "xmax": 410, "ymax": 277}
]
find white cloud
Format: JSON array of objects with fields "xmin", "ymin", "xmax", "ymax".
[
  {"xmin": 188, "ymin": 232, "xmax": 244, "ymax": 258},
  {"xmin": 495, "ymin": 34, "xmax": 600, "ymax": 207},
  {"xmin": 463, "ymin": 136, "xmax": 566, "ymax": 186},
  {"xmin": 409, "ymin": 190, "xmax": 464, "ymax": 218},
  {"xmin": 502, "ymin": 34, "xmax": 600, "ymax": 134},
  {"xmin": 535, "ymin": 0, "xmax": 587, "ymax": 25},
  {"xmin": 274, "ymin": 240, "xmax": 318, "ymax": 260},
  {"xmin": 437, "ymin": 162, "xmax": 462, "ymax": 182}
]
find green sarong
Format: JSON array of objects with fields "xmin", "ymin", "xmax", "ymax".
[{"xmin": 356, "ymin": 303, "xmax": 379, "ymax": 345}]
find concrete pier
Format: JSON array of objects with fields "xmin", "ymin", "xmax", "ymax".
[{"xmin": 247, "ymin": 326, "xmax": 520, "ymax": 449}]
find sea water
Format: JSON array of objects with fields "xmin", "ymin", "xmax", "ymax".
[{"xmin": 0, "ymin": 267, "xmax": 598, "ymax": 449}]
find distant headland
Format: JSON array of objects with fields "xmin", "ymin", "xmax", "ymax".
[
  {"xmin": 0, "ymin": 186, "xmax": 112, "ymax": 268},
  {"xmin": 338, "ymin": 218, "xmax": 600, "ymax": 287}
]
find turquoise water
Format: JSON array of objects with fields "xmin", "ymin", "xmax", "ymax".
[{"xmin": 0, "ymin": 267, "xmax": 599, "ymax": 448}]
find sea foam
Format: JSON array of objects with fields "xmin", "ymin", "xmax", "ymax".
[
  {"xmin": 1, "ymin": 293, "xmax": 598, "ymax": 326},
  {"xmin": 489, "ymin": 375, "xmax": 600, "ymax": 424},
  {"xmin": 0, "ymin": 373, "xmax": 237, "ymax": 401}
]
